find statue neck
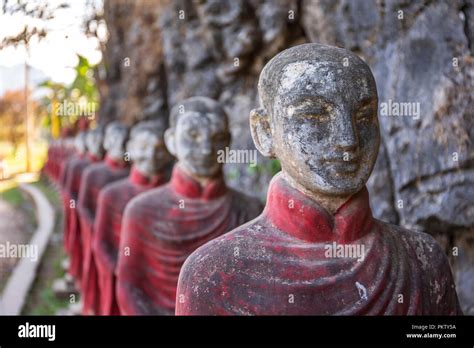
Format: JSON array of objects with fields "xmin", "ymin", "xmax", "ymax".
[
  {"xmin": 171, "ymin": 163, "xmax": 227, "ymax": 200},
  {"xmin": 281, "ymin": 171, "xmax": 352, "ymax": 215},
  {"xmin": 264, "ymin": 172, "xmax": 373, "ymax": 243}
]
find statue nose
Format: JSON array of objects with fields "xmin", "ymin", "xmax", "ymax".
[
  {"xmin": 333, "ymin": 115, "xmax": 358, "ymax": 150},
  {"xmin": 201, "ymin": 137, "xmax": 213, "ymax": 155}
]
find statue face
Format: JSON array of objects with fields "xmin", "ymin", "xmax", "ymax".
[
  {"xmin": 128, "ymin": 130, "xmax": 170, "ymax": 177},
  {"xmin": 86, "ymin": 129, "xmax": 104, "ymax": 158},
  {"xmin": 269, "ymin": 60, "xmax": 380, "ymax": 196},
  {"xmin": 169, "ymin": 111, "xmax": 230, "ymax": 179},
  {"xmin": 104, "ymin": 125, "xmax": 128, "ymax": 161}
]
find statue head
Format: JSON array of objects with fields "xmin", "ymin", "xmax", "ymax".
[
  {"xmin": 85, "ymin": 126, "xmax": 105, "ymax": 159},
  {"xmin": 251, "ymin": 43, "xmax": 380, "ymax": 197},
  {"xmin": 165, "ymin": 96, "xmax": 230, "ymax": 181},
  {"xmin": 103, "ymin": 121, "xmax": 129, "ymax": 161},
  {"xmin": 74, "ymin": 131, "xmax": 87, "ymax": 154},
  {"xmin": 127, "ymin": 120, "xmax": 172, "ymax": 177}
]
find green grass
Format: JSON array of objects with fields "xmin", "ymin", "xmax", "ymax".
[
  {"xmin": 31, "ymin": 178, "xmax": 61, "ymax": 207},
  {"xmin": 0, "ymin": 185, "xmax": 25, "ymax": 208},
  {"xmin": 27, "ymin": 246, "xmax": 69, "ymax": 316}
]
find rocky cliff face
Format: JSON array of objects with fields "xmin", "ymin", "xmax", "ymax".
[{"xmin": 99, "ymin": 0, "xmax": 474, "ymax": 313}]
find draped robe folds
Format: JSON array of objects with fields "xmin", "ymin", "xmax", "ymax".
[
  {"xmin": 60, "ymin": 151, "xmax": 82, "ymax": 254},
  {"xmin": 44, "ymin": 144, "xmax": 59, "ymax": 180},
  {"xmin": 46, "ymin": 145, "xmax": 74, "ymax": 182},
  {"xmin": 65, "ymin": 154, "xmax": 100, "ymax": 284},
  {"xmin": 58, "ymin": 151, "xmax": 75, "ymax": 189},
  {"xmin": 77, "ymin": 156, "xmax": 130, "ymax": 315},
  {"xmin": 116, "ymin": 165, "xmax": 263, "ymax": 315},
  {"xmin": 92, "ymin": 167, "xmax": 167, "ymax": 315},
  {"xmin": 176, "ymin": 173, "xmax": 462, "ymax": 315}
]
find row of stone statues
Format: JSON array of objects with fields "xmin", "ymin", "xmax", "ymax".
[{"xmin": 44, "ymin": 43, "xmax": 462, "ymax": 315}]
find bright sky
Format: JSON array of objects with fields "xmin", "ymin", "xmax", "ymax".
[{"xmin": 0, "ymin": 0, "xmax": 105, "ymax": 85}]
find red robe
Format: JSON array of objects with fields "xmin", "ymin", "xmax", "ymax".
[
  {"xmin": 65, "ymin": 154, "xmax": 101, "ymax": 283},
  {"xmin": 44, "ymin": 144, "xmax": 60, "ymax": 180},
  {"xmin": 46, "ymin": 144, "xmax": 74, "ymax": 182},
  {"xmin": 58, "ymin": 151, "xmax": 75, "ymax": 189},
  {"xmin": 176, "ymin": 173, "xmax": 462, "ymax": 315},
  {"xmin": 59, "ymin": 151, "xmax": 80, "ymax": 254},
  {"xmin": 116, "ymin": 165, "xmax": 263, "ymax": 315},
  {"xmin": 77, "ymin": 156, "xmax": 130, "ymax": 315},
  {"xmin": 93, "ymin": 167, "xmax": 167, "ymax": 315}
]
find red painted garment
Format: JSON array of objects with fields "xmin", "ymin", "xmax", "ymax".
[
  {"xmin": 44, "ymin": 144, "xmax": 62, "ymax": 180},
  {"xmin": 58, "ymin": 151, "xmax": 76, "ymax": 190},
  {"xmin": 43, "ymin": 145, "xmax": 54, "ymax": 178},
  {"xmin": 77, "ymin": 156, "xmax": 130, "ymax": 315},
  {"xmin": 176, "ymin": 173, "xmax": 463, "ymax": 315},
  {"xmin": 48, "ymin": 145, "xmax": 74, "ymax": 183},
  {"xmin": 116, "ymin": 164, "xmax": 263, "ymax": 315},
  {"xmin": 93, "ymin": 166, "xmax": 167, "ymax": 315},
  {"xmin": 65, "ymin": 154, "xmax": 100, "ymax": 283},
  {"xmin": 59, "ymin": 151, "xmax": 80, "ymax": 253}
]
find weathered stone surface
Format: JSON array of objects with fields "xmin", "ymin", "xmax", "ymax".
[
  {"xmin": 99, "ymin": 0, "xmax": 169, "ymax": 125},
  {"xmin": 101, "ymin": 0, "xmax": 305, "ymax": 194}
]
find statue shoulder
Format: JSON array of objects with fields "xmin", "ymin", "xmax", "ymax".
[
  {"xmin": 177, "ymin": 224, "xmax": 258, "ymax": 315},
  {"xmin": 377, "ymin": 220, "xmax": 455, "ymax": 283}
]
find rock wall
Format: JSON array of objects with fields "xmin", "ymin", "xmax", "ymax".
[{"xmin": 99, "ymin": 0, "xmax": 474, "ymax": 313}]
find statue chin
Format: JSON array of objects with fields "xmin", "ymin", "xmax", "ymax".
[
  {"xmin": 182, "ymin": 162, "xmax": 221, "ymax": 180},
  {"xmin": 90, "ymin": 147, "xmax": 103, "ymax": 159},
  {"xmin": 312, "ymin": 175, "xmax": 368, "ymax": 197},
  {"xmin": 135, "ymin": 161, "xmax": 158, "ymax": 177},
  {"xmin": 107, "ymin": 148, "xmax": 125, "ymax": 161},
  {"xmin": 285, "ymin": 169, "xmax": 367, "ymax": 198}
]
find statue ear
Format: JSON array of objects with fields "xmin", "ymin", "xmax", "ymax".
[
  {"xmin": 164, "ymin": 128, "xmax": 177, "ymax": 157},
  {"xmin": 250, "ymin": 107, "xmax": 275, "ymax": 158}
]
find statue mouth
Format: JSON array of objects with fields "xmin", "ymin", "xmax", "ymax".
[
  {"xmin": 327, "ymin": 160, "xmax": 360, "ymax": 174},
  {"xmin": 191, "ymin": 157, "xmax": 216, "ymax": 166}
]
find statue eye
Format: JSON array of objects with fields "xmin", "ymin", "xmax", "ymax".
[
  {"xmin": 298, "ymin": 112, "xmax": 330, "ymax": 122},
  {"xmin": 307, "ymin": 113, "xmax": 330, "ymax": 122},
  {"xmin": 356, "ymin": 104, "xmax": 373, "ymax": 122}
]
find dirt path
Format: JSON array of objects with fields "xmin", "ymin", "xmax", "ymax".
[{"xmin": 0, "ymin": 197, "xmax": 35, "ymax": 291}]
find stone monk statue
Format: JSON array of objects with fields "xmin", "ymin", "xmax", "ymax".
[
  {"xmin": 60, "ymin": 131, "xmax": 87, "ymax": 255},
  {"xmin": 175, "ymin": 44, "xmax": 462, "ymax": 315},
  {"xmin": 93, "ymin": 120, "xmax": 173, "ymax": 315},
  {"xmin": 68, "ymin": 128, "xmax": 105, "ymax": 285},
  {"xmin": 116, "ymin": 96, "xmax": 263, "ymax": 315},
  {"xmin": 77, "ymin": 121, "xmax": 130, "ymax": 315}
]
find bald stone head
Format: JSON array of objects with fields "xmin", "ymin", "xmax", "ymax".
[
  {"xmin": 165, "ymin": 96, "xmax": 230, "ymax": 180},
  {"xmin": 251, "ymin": 43, "xmax": 380, "ymax": 197},
  {"xmin": 127, "ymin": 120, "xmax": 172, "ymax": 177},
  {"xmin": 85, "ymin": 126, "xmax": 105, "ymax": 159},
  {"xmin": 103, "ymin": 121, "xmax": 129, "ymax": 161}
]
